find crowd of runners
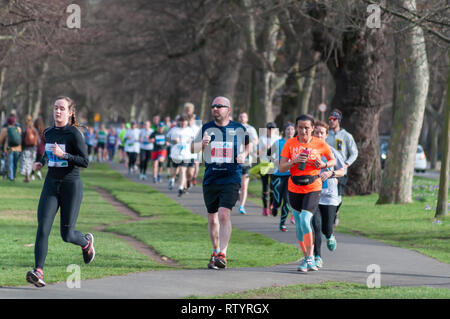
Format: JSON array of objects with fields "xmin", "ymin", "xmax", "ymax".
[{"xmin": 9, "ymin": 94, "xmax": 358, "ymax": 287}]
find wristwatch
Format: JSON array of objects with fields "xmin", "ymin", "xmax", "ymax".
[{"xmin": 63, "ymin": 153, "xmax": 69, "ymax": 160}]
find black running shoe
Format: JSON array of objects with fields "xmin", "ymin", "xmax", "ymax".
[
  {"xmin": 214, "ymin": 252, "xmax": 227, "ymax": 269},
  {"xmin": 82, "ymin": 233, "xmax": 95, "ymax": 264},
  {"xmin": 26, "ymin": 268, "xmax": 45, "ymax": 288},
  {"xmin": 207, "ymin": 253, "xmax": 219, "ymax": 270}
]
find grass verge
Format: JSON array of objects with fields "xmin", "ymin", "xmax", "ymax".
[{"xmin": 0, "ymin": 164, "xmax": 298, "ymax": 286}]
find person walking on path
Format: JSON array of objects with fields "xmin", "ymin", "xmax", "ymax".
[
  {"xmin": 138, "ymin": 120, "xmax": 154, "ymax": 180},
  {"xmin": 85, "ymin": 127, "xmax": 96, "ymax": 162},
  {"xmin": 106, "ymin": 127, "xmax": 118, "ymax": 162},
  {"xmin": 26, "ymin": 96, "xmax": 94, "ymax": 288},
  {"xmin": 326, "ymin": 109, "xmax": 358, "ymax": 226},
  {"xmin": 237, "ymin": 112, "xmax": 258, "ymax": 215},
  {"xmin": 311, "ymin": 120, "xmax": 346, "ymax": 269},
  {"xmin": 124, "ymin": 121, "xmax": 141, "ymax": 175},
  {"xmin": 279, "ymin": 114, "xmax": 336, "ymax": 272},
  {"xmin": 20, "ymin": 115, "xmax": 39, "ymax": 183},
  {"xmin": 150, "ymin": 122, "xmax": 169, "ymax": 183},
  {"xmin": 191, "ymin": 96, "xmax": 249, "ymax": 270},
  {"xmin": 0, "ymin": 115, "xmax": 22, "ymax": 181},
  {"xmin": 271, "ymin": 122, "xmax": 295, "ymax": 231},
  {"xmin": 96, "ymin": 124, "xmax": 107, "ymax": 163},
  {"xmin": 258, "ymin": 122, "xmax": 279, "ymax": 216},
  {"xmin": 168, "ymin": 115, "xmax": 195, "ymax": 197}
]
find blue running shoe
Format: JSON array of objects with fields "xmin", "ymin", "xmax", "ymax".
[
  {"xmin": 239, "ymin": 206, "xmax": 247, "ymax": 215},
  {"xmin": 327, "ymin": 235, "xmax": 337, "ymax": 251},
  {"xmin": 314, "ymin": 256, "xmax": 323, "ymax": 268},
  {"xmin": 297, "ymin": 256, "xmax": 317, "ymax": 272},
  {"xmin": 297, "ymin": 258, "xmax": 309, "ymax": 272}
]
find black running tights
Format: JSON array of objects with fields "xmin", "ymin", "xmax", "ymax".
[{"xmin": 34, "ymin": 177, "xmax": 88, "ymax": 269}]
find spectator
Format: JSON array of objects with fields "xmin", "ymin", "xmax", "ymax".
[
  {"xmin": 21, "ymin": 115, "xmax": 39, "ymax": 183},
  {"xmin": 0, "ymin": 116, "xmax": 22, "ymax": 181}
]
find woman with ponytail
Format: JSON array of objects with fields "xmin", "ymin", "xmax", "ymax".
[{"xmin": 26, "ymin": 96, "xmax": 95, "ymax": 287}]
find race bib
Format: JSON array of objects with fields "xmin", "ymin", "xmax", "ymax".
[
  {"xmin": 210, "ymin": 141, "xmax": 233, "ymax": 163},
  {"xmin": 46, "ymin": 143, "xmax": 68, "ymax": 168},
  {"xmin": 155, "ymin": 135, "xmax": 165, "ymax": 145}
]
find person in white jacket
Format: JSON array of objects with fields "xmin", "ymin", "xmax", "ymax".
[
  {"xmin": 124, "ymin": 121, "xmax": 141, "ymax": 175},
  {"xmin": 326, "ymin": 109, "xmax": 358, "ymax": 226}
]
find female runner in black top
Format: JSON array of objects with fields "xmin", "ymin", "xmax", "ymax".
[{"xmin": 26, "ymin": 96, "xmax": 95, "ymax": 288}]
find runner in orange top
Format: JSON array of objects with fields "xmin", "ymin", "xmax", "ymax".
[{"xmin": 279, "ymin": 114, "xmax": 336, "ymax": 272}]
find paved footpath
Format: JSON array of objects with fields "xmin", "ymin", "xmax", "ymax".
[{"xmin": 1, "ymin": 163, "xmax": 449, "ymax": 299}]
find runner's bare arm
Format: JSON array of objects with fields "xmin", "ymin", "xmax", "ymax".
[{"xmin": 279, "ymin": 156, "xmax": 295, "ymax": 173}]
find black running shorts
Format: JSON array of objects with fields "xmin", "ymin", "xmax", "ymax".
[
  {"xmin": 288, "ymin": 190, "xmax": 321, "ymax": 214},
  {"xmin": 203, "ymin": 183, "xmax": 240, "ymax": 213}
]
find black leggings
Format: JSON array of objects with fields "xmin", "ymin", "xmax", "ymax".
[
  {"xmin": 261, "ymin": 174, "xmax": 273, "ymax": 209},
  {"xmin": 271, "ymin": 175, "xmax": 290, "ymax": 227},
  {"xmin": 139, "ymin": 150, "xmax": 152, "ymax": 175},
  {"xmin": 127, "ymin": 152, "xmax": 138, "ymax": 170},
  {"xmin": 34, "ymin": 177, "xmax": 88, "ymax": 269},
  {"xmin": 312, "ymin": 204, "xmax": 338, "ymax": 257}
]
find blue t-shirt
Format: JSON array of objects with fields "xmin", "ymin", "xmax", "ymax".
[
  {"xmin": 274, "ymin": 138, "xmax": 290, "ymax": 177},
  {"xmin": 198, "ymin": 120, "xmax": 249, "ymax": 186}
]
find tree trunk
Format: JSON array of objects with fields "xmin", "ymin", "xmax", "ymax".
[
  {"xmin": 309, "ymin": 2, "xmax": 387, "ymax": 195},
  {"xmin": 32, "ymin": 59, "xmax": 49, "ymax": 120},
  {"xmin": 0, "ymin": 67, "xmax": 6, "ymax": 111},
  {"xmin": 327, "ymin": 31, "xmax": 386, "ymax": 196},
  {"xmin": 435, "ymin": 67, "xmax": 450, "ymax": 219},
  {"xmin": 378, "ymin": 0, "xmax": 430, "ymax": 204},
  {"xmin": 200, "ymin": 77, "xmax": 209, "ymax": 122},
  {"xmin": 207, "ymin": 33, "xmax": 245, "ymax": 106},
  {"xmin": 298, "ymin": 53, "xmax": 319, "ymax": 115}
]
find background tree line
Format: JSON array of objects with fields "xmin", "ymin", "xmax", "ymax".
[{"xmin": 0, "ymin": 0, "xmax": 448, "ymax": 214}]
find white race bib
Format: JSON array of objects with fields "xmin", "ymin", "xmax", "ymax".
[{"xmin": 46, "ymin": 143, "xmax": 68, "ymax": 168}]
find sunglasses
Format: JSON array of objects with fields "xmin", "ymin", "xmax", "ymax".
[
  {"xmin": 328, "ymin": 117, "xmax": 338, "ymax": 121},
  {"xmin": 211, "ymin": 104, "xmax": 229, "ymax": 109}
]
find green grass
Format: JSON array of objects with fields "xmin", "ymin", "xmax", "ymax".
[
  {"xmin": 246, "ymin": 175, "xmax": 450, "ymax": 264},
  {"xmin": 83, "ymin": 165, "xmax": 298, "ymax": 269},
  {"xmin": 202, "ymin": 281, "xmax": 450, "ymax": 299},
  {"xmin": 0, "ymin": 164, "xmax": 298, "ymax": 286}
]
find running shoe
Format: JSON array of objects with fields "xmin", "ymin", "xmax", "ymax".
[
  {"xmin": 262, "ymin": 208, "xmax": 270, "ymax": 216},
  {"xmin": 271, "ymin": 208, "xmax": 278, "ymax": 217},
  {"xmin": 178, "ymin": 188, "xmax": 184, "ymax": 197},
  {"xmin": 315, "ymin": 256, "xmax": 323, "ymax": 268},
  {"xmin": 290, "ymin": 215, "xmax": 295, "ymax": 224},
  {"xmin": 153, "ymin": 177, "xmax": 157, "ymax": 183},
  {"xmin": 280, "ymin": 225, "xmax": 287, "ymax": 232},
  {"xmin": 26, "ymin": 268, "xmax": 45, "ymax": 288},
  {"xmin": 214, "ymin": 252, "xmax": 227, "ymax": 269},
  {"xmin": 82, "ymin": 233, "xmax": 95, "ymax": 264},
  {"xmin": 239, "ymin": 206, "xmax": 247, "ymax": 215},
  {"xmin": 168, "ymin": 179, "xmax": 174, "ymax": 190},
  {"xmin": 297, "ymin": 256, "xmax": 318, "ymax": 272},
  {"xmin": 192, "ymin": 179, "xmax": 197, "ymax": 186},
  {"xmin": 208, "ymin": 253, "xmax": 219, "ymax": 270},
  {"xmin": 327, "ymin": 235, "xmax": 337, "ymax": 251}
]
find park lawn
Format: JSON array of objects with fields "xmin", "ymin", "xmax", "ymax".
[
  {"xmin": 247, "ymin": 175, "xmax": 450, "ymax": 264},
  {"xmin": 83, "ymin": 164, "xmax": 299, "ymax": 269},
  {"xmin": 0, "ymin": 167, "xmax": 167, "ymax": 287},
  {"xmin": 203, "ymin": 281, "xmax": 450, "ymax": 299},
  {"xmin": 0, "ymin": 164, "xmax": 299, "ymax": 286}
]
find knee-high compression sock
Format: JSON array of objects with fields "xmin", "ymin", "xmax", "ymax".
[
  {"xmin": 299, "ymin": 210, "xmax": 314, "ymax": 249},
  {"xmin": 293, "ymin": 209, "xmax": 314, "ymax": 254}
]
